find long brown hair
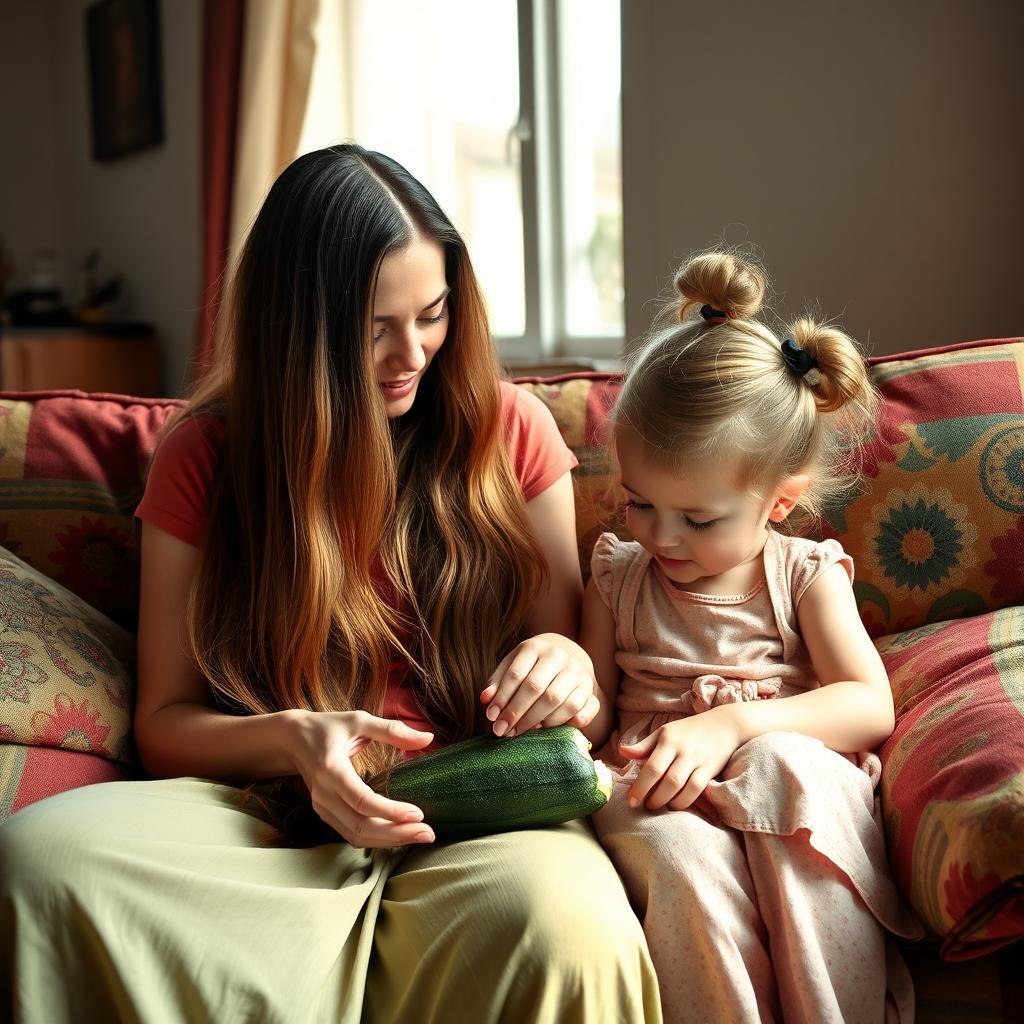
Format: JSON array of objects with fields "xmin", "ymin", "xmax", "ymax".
[{"xmin": 174, "ymin": 145, "xmax": 546, "ymax": 800}]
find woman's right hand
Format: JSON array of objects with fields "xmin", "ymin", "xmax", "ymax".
[{"xmin": 289, "ymin": 709, "xmax": 436, "ymax": 848}]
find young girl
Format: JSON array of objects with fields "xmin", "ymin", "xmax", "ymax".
[{"xmin": 582, "ymin": 253, "xmax": 922, "ymax": 1022}]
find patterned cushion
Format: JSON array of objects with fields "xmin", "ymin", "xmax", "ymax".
[
  {"xmin": 877, "ymin": 609, "xmax": 1024, "ymax": 958},
  {"xmin": 517, "ymin": 338, "xmax": 1024, "ymax": 631},
  {"xmin": 516, "ymin": 375, "xmax": 625, "ymax": 580},
  {"xmin": 0, "ymin": 545, "xmax": 137, "ymax": 767},
  {"xmin": 0, "ymin": 390, "xmax": 182, "ymax": 630},
  {"xmin": 823, "ymin": 340, "xmax": 1024, "ymax": 637}
]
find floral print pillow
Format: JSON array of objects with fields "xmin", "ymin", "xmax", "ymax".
[
  {"xmin": 820, "ymin": 341, "xmax": 1024, "ymax": 636},
  {"xmin": 877, "ymin": 606, "xmax": 1024, "ymax": 956},
  {"xmin": 0, "ymin": 392, "xmax": 181, "ymax": 633},
  {"xmin": 0, "ymin": 546, "xmax": 136, "ymax": 767},
  {"xmin": 518, "ymin": 339, "xmax": 1024, "ymax": 634}
]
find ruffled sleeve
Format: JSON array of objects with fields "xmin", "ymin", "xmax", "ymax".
[
  {"xmin": 590, "ymin": 531, "xmax": 623, "ymax": 609},
  {"xmin": 791, "ymin": 537, "xmax": 854, "ymax": 607}
]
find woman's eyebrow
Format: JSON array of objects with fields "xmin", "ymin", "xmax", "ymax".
[
  {"xmin": 373, "ymin": 288, "xmax": 450, "ymax": 322},
  {"xmin": 421, "ymin": 287, "xmax": 450, "ymax": 312}
]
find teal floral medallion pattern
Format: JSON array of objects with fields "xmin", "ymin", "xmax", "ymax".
[
  {"xmin": 865, "ymin": 484, "xmax": 978, "ymax": 601},
  {"xmin": 980, "ymin": 425, "xmax": 1024, "ymax": 514}
]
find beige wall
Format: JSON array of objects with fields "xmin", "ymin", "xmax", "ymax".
[
  {"xmin": 621, "ymin": 0, "xmax": 1024, "ymax": 357},
  {"xmin": 5, "ymin": 1, "xmax": 1022, "ymax": 386},
  {"xmin": 0, "ymin": 0, "xmax": 201, "ymax": 395},
  {"xmin": 0, "ymin": 1, "xmax": 64, "ymax": 297}
]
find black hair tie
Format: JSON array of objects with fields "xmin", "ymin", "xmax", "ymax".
[
  {"xmin": 700, "ymin": 304, "xmax": 729, "ymax": 320},
  {"xmin": 781, "ymin": 337, "xmax": 818, "ymax": 376}
]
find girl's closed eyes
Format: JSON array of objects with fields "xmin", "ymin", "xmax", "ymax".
[{"xmin": 622, "ymin": 498, "xmax": 723, "ymax": 531}]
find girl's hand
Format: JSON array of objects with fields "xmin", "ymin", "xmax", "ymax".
[
  {"xmin": 479, "ymin": 633, "xmax": 600, "ymax": 738},
  {"xmin": 289, "ymin": 709, "xmax": 436, "ymax": 848},
  {"xmin": 619, "ymin": 708, "xmax": 743, "ymax": 811}
]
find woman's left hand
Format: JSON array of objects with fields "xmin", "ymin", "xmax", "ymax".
[{"xmin": 480, "ymin": 633, "xmax": 600, "ymax": 737}]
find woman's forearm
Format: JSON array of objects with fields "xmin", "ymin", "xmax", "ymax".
[
  {"xmin": 727, "ymin": 681, "xmax": 896, "ymax": 753},
  {"xmin": 135, "ymin": 702, "xmax": 304, "ymax": 782}
]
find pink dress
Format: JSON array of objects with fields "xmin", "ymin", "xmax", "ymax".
[{"xmin": 591, "ymin": 530, "xmax": 923, "ymax": 1024}]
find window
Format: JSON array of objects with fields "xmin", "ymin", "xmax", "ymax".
[{"xmin": 297, "ymin": 0, "xmax": 623, "ymax": 360}]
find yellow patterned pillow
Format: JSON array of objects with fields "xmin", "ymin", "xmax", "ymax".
[
  {"xmin": 820, "ymin": 340, "xmax": 1024, "ymax": 635},
  {"xmin": 516, "ymin": 377, "xmax": 627, "ymax": 579},
  {"xmin": 0, "ymin": 545, "xmax": 136, "ymax": 766}
]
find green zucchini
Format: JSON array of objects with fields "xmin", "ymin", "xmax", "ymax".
[{"xmin": 373, "ymin": 724, "xmax": 613, "ymax": 839}]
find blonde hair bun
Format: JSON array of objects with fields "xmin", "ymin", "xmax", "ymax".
[
  {"xmin": 673, "ymin": 252, "xmax": 766, "ymax": 322},
  {"xmin": 787, "ymin": 316, "xmax": 872, "ymax": 415}
]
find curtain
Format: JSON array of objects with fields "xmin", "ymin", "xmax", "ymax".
[
  {"xmin": 228, "ymin": 0, "xmax": 320, "ymax": 261},
  {"xmin": 195, "ymin": 0, "xmax": 245, "ymax": 382},
  {"xmin": 195, "ymin": 0, "xmax": 321, "ymax": 384}
]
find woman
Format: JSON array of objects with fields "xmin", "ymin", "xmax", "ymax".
[{"xmin": 0, "ymin": 145, "xmax": 660, "ymax": 1023}]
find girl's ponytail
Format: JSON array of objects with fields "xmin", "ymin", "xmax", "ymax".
[
  {"xmin": 787, "ymin": 317, "xmax": 876, "ymax": 418},
  {"xmin": 674, "ymin": 253, "xmax": 766, "ymax": 322}
]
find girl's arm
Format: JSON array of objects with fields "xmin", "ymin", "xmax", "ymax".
[
  {"xmin": 623, "ymin": 563, "xmax": 894, "ymax": 812},
  {"xmin": 480, "ymin": 471, "xmax": 601, "ymax": 736},
  {"xmin": 577, "ymin": 575, "xmax": 622, "ymax": 747},
  {"xmin": 728, "ymin": 563, "xmax": 895, "ymax": 751}
]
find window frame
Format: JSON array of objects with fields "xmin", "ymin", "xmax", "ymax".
[{"xmin": 498, "ymin": 0, "xmax": 623, "ymax": 363}]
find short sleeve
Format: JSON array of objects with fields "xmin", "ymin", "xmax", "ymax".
[
  {"xmin": 500, "ymin": 382, "xmax": 579, "ymax": 501},
  {"xmin": 791, "ymin": 537, "xmax": 854, "ymax": 607},
  {"xmin": 589, "ymin": 531, "xmax": 621, "ymax": 609},
  {"xmin": 134, "ymin": 414, "xmax": 225, "ymax": 547}
]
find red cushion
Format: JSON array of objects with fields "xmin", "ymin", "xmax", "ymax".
[
  {"xmin": 878, "ymin": 608, "xmax": 1024, "ymax": 958},
  {"xmin": 0, "ymin": 389, "xmax": 183, "ymax": 630},
  {"xmin": 0, "ymin": 743, "xmax": 129, "ymax": 818}
]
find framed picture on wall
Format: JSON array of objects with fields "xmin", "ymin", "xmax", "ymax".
[{"xmin": 86, "ymin": 0, "xmax": 164, "ymax": 161}]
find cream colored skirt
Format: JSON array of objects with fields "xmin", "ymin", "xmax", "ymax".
[{"xmin": 0, "ymin": 777, "xmax": 661, "ymax": 1024}]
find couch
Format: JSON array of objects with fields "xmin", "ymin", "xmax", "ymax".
[{"xmin": 0, "ymin": 336, "xmax": 1021, "ymax": 1022}]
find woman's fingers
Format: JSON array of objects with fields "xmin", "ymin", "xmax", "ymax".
[
  {"xmin": 564, "ymin": 693, "xmax": 601, "ymax": 729},
  {"xmin": 482, "ymin": 637, "xmax": 598, "ymax": 737},
  {"xmin": 522, "ymin": 682, "xmax": 589, "ymax": 732},
  {"xmin": 353, "ymin": 712, "xmax": 434, "ymax": 752},
  {"xmin": 541, "ymin": 691, "xmax": 599, "ymax": 730},
  {"xmin": 311, "ymin": 758, "xmax": 435, "ymax": 848},
  {"xmin": 319, "ymin": 797, "xmax": 436, "ymax": 848},
  {"xmin": 500, "ymin": 662, "xmax": 573, "ymax": 734},
  {"xmin": 482, "ymin": 646, "xmax": 540, "ymax": 728},
  {"xmin": 486, "ymin": 649, "xmax": 595, "ymax": 736},
  {"xmin": 295, "ymin": 710, "xmax": 440, "ymax": 847},
  {"xmin": 333, "ymin": 756, "xmax": 425, "ymax": 823}
]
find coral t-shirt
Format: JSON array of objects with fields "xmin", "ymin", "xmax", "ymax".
[{"xmin": 134, "ymin": 381, "xmax": 577, "ymax": 733}]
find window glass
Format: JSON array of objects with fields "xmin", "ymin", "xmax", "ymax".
[
  {"xmin": 557, "ymin": 0, "xmax": 623, "ymax": 337},
  {"xmin": 324, "ymin": 1, "xmax": 526, "ymax": 337}
]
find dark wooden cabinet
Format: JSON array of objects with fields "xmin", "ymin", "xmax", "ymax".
[{"xmin": 0, "ymin": 324, "xmax": 161, "ymax": 396}]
